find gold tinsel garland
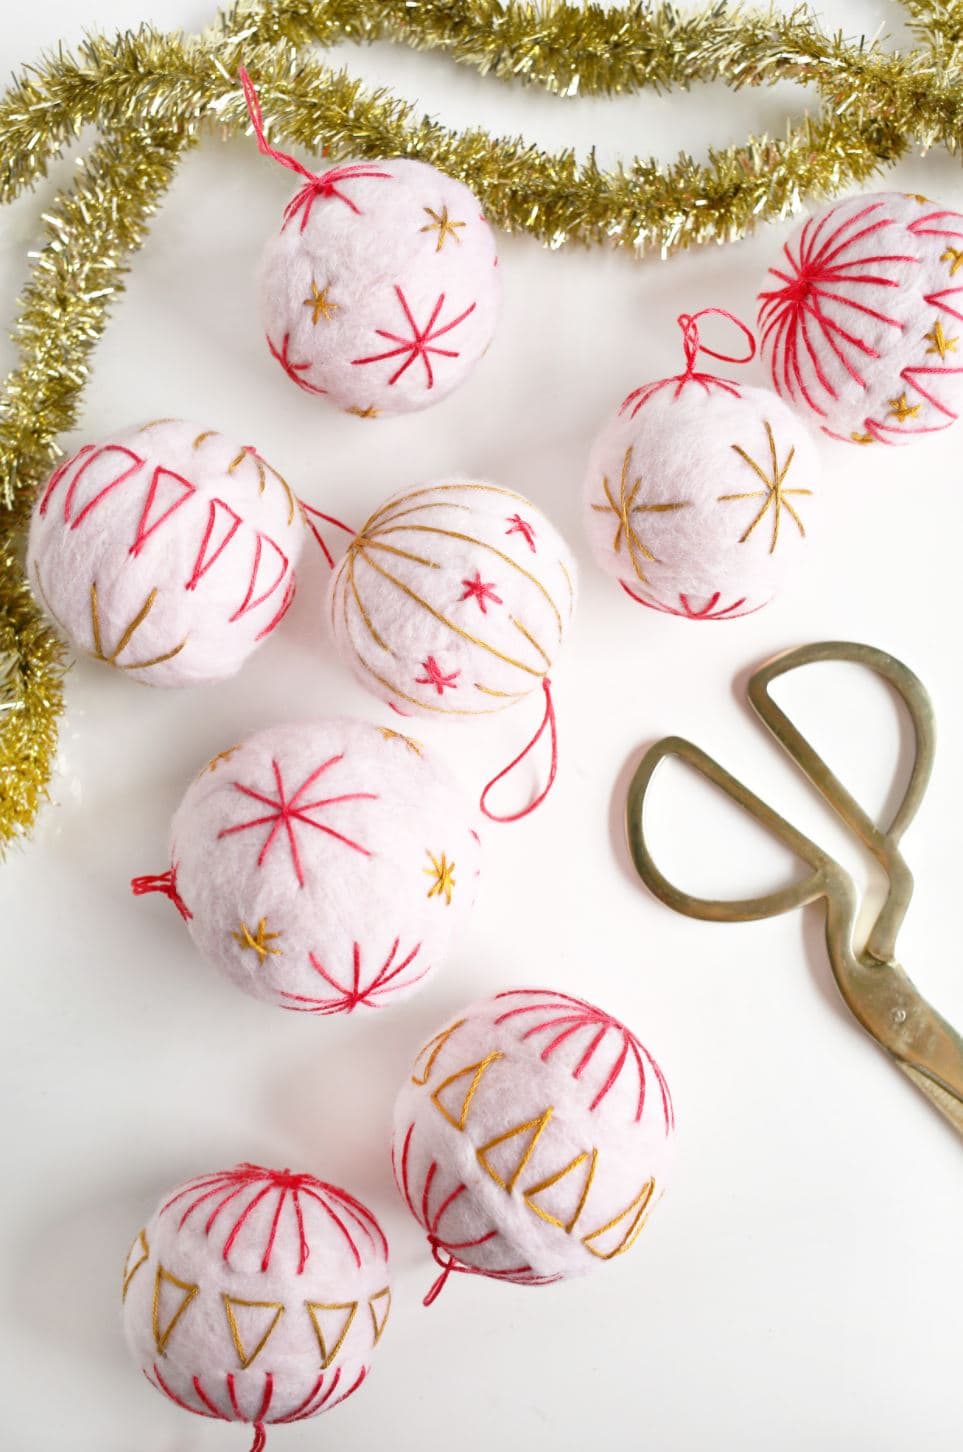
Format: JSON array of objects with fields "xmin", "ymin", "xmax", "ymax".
[{"xmin": 0, "ymin": 0, "xmax": 960, "ymax": 846}]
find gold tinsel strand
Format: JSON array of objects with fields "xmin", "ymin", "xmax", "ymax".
[{"xmin": 0, "ymin": 0, "xmax": 960, "ymax": 848}]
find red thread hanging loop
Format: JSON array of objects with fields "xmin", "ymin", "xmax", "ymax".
[
  {"xmin": 130, "ymin": 868, "xmax": 192, "ymax": 922},
  {"xmin": 239, "ymin": 66, "xmax": 318, "ymax": 186},
  {"xmin": 423, "ymin": 1249, "xmax": 457, "ymax": 1307},
  {"xmin": 480, "ymin": 678, "xmax": 558, "ymax": 824},
  {"xmin": 299, "ymin": 499, "xmax": 356, "ymax": 568},
  {"xmin": 678, "ymin": 308, "xmax": 756, "ymax": 376},
  {"xmin": 248, "ymin": 1423, "xmax": 267, "ymax": 1452}
]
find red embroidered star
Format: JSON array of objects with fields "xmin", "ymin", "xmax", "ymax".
[
  {"xmin": 459, "ymin": 572, "xmax": 502, "ymax": 613},
  {"xmin": 218, "ymin": 755, "xmax": 377, "ymax": 887},
  {"xmin": 415, "ymin": 657, "xmax": 460, "ymax": 695},
  {"xmin": 351, "ymin": 286, "xmax": 477, "ymax": 388},
  {"xmin": 280, "ymin": 939, "xmax": 429, "ymax": 1015},
  {"xmin": 505, "ymin": 513, "xmax": 536, "ymax": 551},
  {"xmin": 283, "ymin": 163, "xmax": 394, "ymax": 231},
  {"xmin": 266, "ymin": 333, "xmax": 327, "ymax": 395}
]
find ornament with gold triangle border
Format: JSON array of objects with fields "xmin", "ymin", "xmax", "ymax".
[
  {"xmin": 476, "ymin": 1108, "xmax": 554, "ymax": 1193},
  {"xmin": 307, "ymin": 1300, "xmax": 358, "ymax": 1367},
  {"xmin": 223, "ymin": 1294, "xmax": 286, "ymax": 1368},
  {"xmin": 121, "ymin": 1228, "xmax": 149, "ymax": 1301},
  {"xmin": 368, "ymin": 1287, "xmax": 391, "ymax": 1344},
  {"xmin": 152, "ymin": 1265, "xmax": 199, "ymax": 1354},
  {"xmin": 411, "ymin": 1018, "xmax": 466, "ymax": 1086},
  {"xmin": 581, "ymin": 1178, "xmax": 657, "ymax": 1260},
  {"xmin": 524, "ymin": 1148, "xmax": 598, "ymax": 1232},
  {"xmin": 430, "ymin": 1051, "xmax": 503, "ymax": 1130}
]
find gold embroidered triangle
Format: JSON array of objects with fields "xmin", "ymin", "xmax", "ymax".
[
  {"xmin": 152, "ymin": 1265, "xmax": 198, "ymax": 1354},
  {"xmin": 430, "ymin": 1051, "xmax": 503, "ymax": 1130},
  {"xmin": 368, "ymin": 1286, "xmax": 391, "ymax": 1344},
  {"xmin": 121, "ymin": 1228, "xmax": 149, "ymax": 1301},
  {"xmin": 306, "ymin": 1300, "xmax": 358, "ymax": 1368},
  {"xmin": 411, "ymin": 1018, "xmax": 466, "ymax": 1086},
  {"xmin": 524, "ymin": 1148, "xmax": 598, "ymax": 1232},
  {"xmin": 476, "ymin": 1108, "xmax": 554, "ymax": 1193},
  {"xmin": 581, "ymin": 1178, "xmax": 656, "ymax": 1260},
  {"xmin": 223, "ymin": 1294, "xmax": 286, "ymax": 1368}
]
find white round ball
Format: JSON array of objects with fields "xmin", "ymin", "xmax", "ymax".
[
  {"xmin": 122, "ymin": 1164, "xmax": 390, "ymax": 1429},
  {"xmin": 27, "ymin": 419, "xmax": 304, "ymax": 685},
  {"xmin": 329, "ymin": 481, "xmax": 576, "ymax": 715},
  {"xmin": 758, "ymin": 190, "xmax": 963, "ymax": 444},
  {"xmin": 583, "ymin": 381, "xmax": 820, "ymax": 619},
  {"xmin": 157, "ymin": 718, "xmax": 480, "ymax": 1011},
  {"xmin": 392, "ymin": 988, "xmax": 674, "ymax": 1294},
  {"xmin": 259, "ymin": 158, "xmax": 499, "ymax": 415}
]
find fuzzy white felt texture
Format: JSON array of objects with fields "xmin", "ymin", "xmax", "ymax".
[
  {"xmin": 122, "ymin": 1164, "xmax": 390, "ymax": 1429},
  {"xmin": 392, "ymin": 989, "xmax": 674, "ymax": 1298},
  {"xmin": 582, "ymin": 381, "xmax": 820, "ymax": 620},
  {"xmin": 259, "ymin": 158, "xmax": 500, "ymax": 416},
  {"xmin": 758, "ymin": 190, "xmax": 963, "ymax": 444},
  {"xmin": 328, "ymin": 481, "xmax": 577, "ymax": 716},
  {"xmin": 27, "ymin": 419, "xmax": 304, "ymax": 685},
  {"xmin": 156, "ymin": 718, "xmax": 480, "ymax": 1011}
]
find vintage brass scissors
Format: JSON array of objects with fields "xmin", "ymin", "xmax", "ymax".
[{"xmin": 625, "ymin": 640, "xmax": 963, "ymax": 1136}]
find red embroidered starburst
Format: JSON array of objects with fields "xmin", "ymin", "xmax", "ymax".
[
  {"xmin": 459, "ymin": 572, "xmax": 502, "ymax": 612},
  {"xmin": 266, "ymin": 332, "xmax": 327, "ymax": 395},
  {"xmin": 351, "ymin": 286, "xmax": 477, "ymax": 388},
  {"xmin": 279, "ymin": 938, "xmax": 428, "ymax": 1015},
  {"xmin": 146, "ymin": 1362, "xmax": 365, "ymax": 1426},
  {"xmin": 620, "ymin": 582, "xmax": 765, "ymax": 621},
  {"xmin": 217, "ymin": 755, "xmax": 376, "ymax": 887},
  {"xmin": 415, "ymin": 656, "xmax": 460, "ymax": 694},
  {"xmin": 505, "ymin": 513, "xmax": 536, "ymax": 551},
  {"xmin": 282, "ymin": 162, "xmax": 394, "ymax": 231}
]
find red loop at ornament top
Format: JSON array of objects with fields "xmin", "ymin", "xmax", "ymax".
[
  {"xmin": 480, "ymin": 678, "xmax": 558, "ymax": 824},
  {"xmin": 676, "ymin": 308, "xmax": 756, "ymax": 375}
]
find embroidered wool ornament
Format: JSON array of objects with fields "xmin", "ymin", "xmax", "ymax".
[
  {"xmin": 241, "ymin": 71, "xmax": 500, "ymax": 417},
  {"xmin": 121, "ymin": 1163, "xmax": 391, "ymax": 1449},
  {"xmin": 327, "ymin": 481, "xmax": 577, "ymax": 819},
  {"xmin": 132, "ymin": 717, "xmax": 480, "ymax": 1012},
  {"xmin": 758, "ymin": 190, "xmax": 963, "ymax": 444},
  {"xmin": 392, "ymin": 988, "xmax": 674, "ymax": 1304},
  {"xmin": 26, "ymin": 419, "xmax": 303, "ymax": 685},
  {"xmin": 582, "ymin": 311, "xmax": 820, "ymax": 620}
]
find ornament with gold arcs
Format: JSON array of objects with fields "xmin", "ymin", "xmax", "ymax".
[
  {"xmin": 122, "ymin": 1164, "xmax": 390, "ymax": 1445},
  {"xmin": 582, "ymin": 310, "xmax": 821, "ymax": 621},
  {"xmin": 393, "ymin": 988, "xmax": 674, "ymax": 1304},
  {"xmin": 131, "ymin": 718, "xmax": 481, "ymax": 1014}
]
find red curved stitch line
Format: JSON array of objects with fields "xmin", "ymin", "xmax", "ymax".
[
  {"xmin": 186, "ymin": 498, "xmax": 242, "ymax": 591},
  {"xmin": 421, "ymin": 1160, "xmax": 438, "ymax": 1229},
  {"xmin": 434, "ymin": 1227, "xmax": 500, "ymax": 1253},
  {"xmin": 149, "ymin": 1364, "xmax": 214, "ymax": 1418},
  {"xmin": 255, "ymin": 574, "xmax": 296, "ymax": 641},
  {"xmin": 898, "ymin": 366, "xmax": 963, "ymax": 418},
  {"xmin": 430, "ymin": 1181, "xmax": 467, "ymax": 1236},
  {"xmin": 173, "ymin": 1177, "xmax": 239, "ymax": 1230},
  {"xmin": 227, "ymin": 1373, "xmax": 243, "ymax": 1420},
  {"xmin": 222, "ymin": 1184, "xmax": 273, "ymax": 1265},
  {"xmin": 809, "ymin": 285, "xmax": 904, "ymax": 329},
  {"xmin": 517, "ymin": 1011, "xmax": 589, "ymax": 1038},
  {"xmin": 130, "ymin": 467, "xmax": 196, "ymax": 556},
  {"xmin": 64, "ymin": 445, "xmax": 144, "ymax": 527},
  {"xmin": 798, "ymin": 310, "xmax": 837, "ymax": 407},
  {"xmin": 325, "ymin": 1189, "xmax": 385, "ymax": 1255},
  {"xmin": 907, "ymin": 208, "xmax": 963, "ymax": 238},
  {"xmin": 803, "ymin": 303, "xmax": 870, "ymax": 387},
  {"xmin": 807, "ymin": 200, "xmax": 889, "ymax": 264},
  {"xmin": 803, "ymin": 296, "xmax": 879, "ymax": 359},
  {"xmin": 480, "ymin": 676, "xmax": 557, "ymax": 823},
  {"xmin": 266, "ymin": 332, "xmax": 328, "ymax": 394},
  {"xmin": 397, "ymin": 1123, "xmax": 418, "ymax": 1220},
  {"xmin": 38, "ymin": 444, "xmax": 95, "ymax": 516},
  {"xmin": 230, "ymin": 533, "xmax": 289, "ymax": 621},
  {"xmin": 924, "ymin": 286, "xmax": 963, "ymax": 323},
  {"xmin": 295, "ymin": 1186, "xmax": 362, "ymax": 1266},
  {"xmin": 327, "ymin": 1366, "xmax": 367, "ymax": 1410},
  {"xmin": 291, "ymin": 1187, "xmax": 310, "ymax": 1273},
  {"xmin": 256, "ymin": 1375, "xmax": 274, "ymax": 1423},
  {"xmin": 160, "ymin": 1170, "xmax": 232, "ymax": 1214},
  {"xmin": 276, "ymin": 1368, "xmax": 346, "ymax": 1422},
  {"xmin": 204, "ymin": 1183, "xmax": 250, "ymax": 1236},
  {"xmin": 261, "ymin": 1186, "xmax": 288, "ymax": 1271},
  {"xmin": 815, "ymin": 217, "xmax": 903, "ymax": 270},
  {"xmin": 271, "ymin": 1373, "xmax": 325, "ymax": 1424},
  {"xmin": 537, "ymin": 1021, "xmax": 593, "ymax": 1061},
  {"xmin": 570, "ymin": 1022, "xmax": 608, "ymax": 1079},
  {"xmin": 192, "ymin": 1376, "xmax": 229, "ymax": 1420}
]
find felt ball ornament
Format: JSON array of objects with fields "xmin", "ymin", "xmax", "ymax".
[
  {"xmin": 121, "ymin": 1163, "xmax": 391, "ymax": 1448},
  {"xmin": 241, "ymin": 71, "xmax": 499, "ymax": 417},
  {"xmin": 758, "ymin": 190, "xmax": 963, "ymax": 444},
  {"xmin": 26, "ymin": 418, "xmax": 303, "ymax": 685},
  {"xmin": 392, "ymin": 988, "xmax": 674, "ymax": 1304},
  {"xmin": 132, "ymin": 717, "xmax": 480, "ymax": 1012},
  {"xmin": 328, "ymin": 480, "xmax": 576, "ymax": 817},
  {"xmin": 582, "ymin": 310, "xmax": 821, "ymax": 620}
]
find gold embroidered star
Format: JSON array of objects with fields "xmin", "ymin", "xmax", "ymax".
[
  {"xmin": 303, "ymin": 281, "xmax": 338, "ymax": 324},
  {"xmin": 204, "ymin": 745, "xmax": 240, "ymax": 774},
  {"xmin": 720, "ymin": 421, "xmax": 812, "ymax": 553},
  {"xmin": 942, "ymin": 247, "xmax": 963, "ymax": 277},
  {"xmin": 850, "ymin": 432, "xmax": 875, "ymax": 444},
  {"xmin": 420, "ymin": 205, "xmax": 466, "ymax": 252},
  {"xmin": 379, "ymin": 727, "xmax": 423, "ymax": 755},
  {"xmin": 887, "ymin": 393, "xmax": 921, "ymax": 422},
  {"xmin": 925, "ymin": 319, "xmax": 958, "ymax": 359},
  {"xmin": 346, "ymin": 404, "xmax": 379, "ymax": 418},
  {"xmin": 424, "ymin": 851, "xmax": 456, "ymax": 905},
  {"xmin": 592, "ymin": 446, "xmax": 689, "ymax": 584},
  {"xmin": 232, "ymin": 918, "xmax": 282, "ymax": 963}
]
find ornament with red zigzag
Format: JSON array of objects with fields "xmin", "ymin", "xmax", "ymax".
[
  {"xmin": 758, "ymin": 190, "xmax": 963, "ymax": 444},
  {"xmin": 27, "ymin": 419, "xmax": 304, "ymax": 686}
]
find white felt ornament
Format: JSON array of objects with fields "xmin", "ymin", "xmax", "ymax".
[
  {"xmin": 122, "ymin": 1163, "xmax": 390, "ymax": 1449},
  {"xmin": 132, "ymin": 717, "xmax": 480, "ymax": 1012},
  {"xmin": 242, "ymin": 72, "xmax": 499, "ymax": 417},
  {"xmin": 392, "ymin": 988, "xmax": 674, "ymax": 1304},
  {"xmin": 327, "ymin": 480, "xmax": 577, "ymax": 817},
  {"xmin": 758, "ymin": 190, "xmax": 963, "ymax": 444},
  {"xmin": 26, "ymin": 419, "xmax": 303, "ymax": 685},
  {"xmin": 582, "ymin": 311, "xmax": 821, "ymax": 620}
]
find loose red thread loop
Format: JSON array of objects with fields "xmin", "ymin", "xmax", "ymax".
[
  {"xmin": 130, "ymin": 867, "xmax": 192, "ymax": 921},
  {"xmin": 480, "ymin": 678, "xmax": 557, "ymax": 824},
  {"xmin": 239, "ymin": 66, "xmax": 318, "ymax": 186},
  {"xmin": 423, "ymin": 1249, "xmax": 457, "ymax": 1306},
  {"xmin": 678, "ymin": 308, "xmax": 756, "ymax": 375},
  {"xmin": 299, "ymin": 500, "xmax": 355, "ymax": 568},
  {"xmin": 249, "ymin": 1423, "xmax": 267, "ymax": 1452}
]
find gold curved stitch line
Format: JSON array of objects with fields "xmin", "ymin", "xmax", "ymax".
[
  {"xmin": 120, "ymin": 639, "xmax": 188, "ymax": 671},
  {"xmin": 152, "ymin": 1266, "xmax": 198, "ymax": 1354},
  {"xmin": 353, "ymin": 548, "xmax": 546, "ymax": 678},
  {"xmin": 510, "ymin": 615, "xmax": 550, "ymax": 666},
  {"xmin": 368, "ymin": 1287, "xmax": 391, "ymax": 1344},
  {"xmin": 136, "ymin": 418, "xmax": 177, "ymax": 432},
  {"xmin": 368, "ymin": 524, "xmax": 563, "ymax": 637},
  {"xmin": 306, "ymin": 1299, "xmax": 358, "ymax": 1368},
  {"xmin": 581, "ymin": 1177, "xmax": 656, "ymax": 1260},
  {"xmin": 431, "ymin": 1051, "xmax": 505, "ymax": 1130},
  {"xmin": 348, "ymin": 553, "xmax": 393, "ymax": 654},
  {"xmin": 363, "ymin": 481, "xmax": 533, "ymax": 531},
  {"xmin": 473, "ymin": 683, "xmax": 530, "ymax": 699},
  {"xmin": 476, "ymin": 1107, "xmax": 554, "ymax": 1193},
  {"xmin": 365, "ymin": 499, "xmax": 473, "ymax": 531},
  {"xmin": 523, "ymin": 1148, "xmax": 597, "ymax": 1233},
  {"xmin": 558, "ymin": 559, "xmax": 575, "ymax": 615},
  {"xmin": 121, "ymin": 1228, "xmax": 149, "ymax": 1300},
  {"xmin": 411, "ymin": 1018, "xmax": 467, "ymax": 1085},
  {"xmin": 228, "ymin": 448, "xmax": 296, "ymax": 526},
  {"xmin": 352, "ymin": 537, "xmax": 440, "ymax": 569},
  {"xmin": 192, "ymin": 429, "xmax": 218, "ymax": 449},
  {"xmin": 90, "ymin": 583, "xmax": 188, "ymax": 671}
]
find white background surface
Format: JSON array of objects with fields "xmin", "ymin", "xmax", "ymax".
[{"xmin": 3, "ymin": 2, "xmax": 963, "ymax": 1448}]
